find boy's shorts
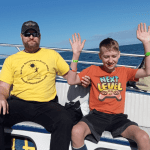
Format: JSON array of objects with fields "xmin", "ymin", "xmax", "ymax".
[{"xmin": 81, "ymin": 109, "xmax": 138, "ymax": 143}]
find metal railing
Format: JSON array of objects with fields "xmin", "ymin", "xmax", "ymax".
[{"xmin": 0, "ymin": 43, "xmax": 145, "ymax": 69}]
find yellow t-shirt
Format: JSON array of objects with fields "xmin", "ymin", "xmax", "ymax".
[{"xmin": 0, "ymin": 48, "xmax": 69, "ymax": 102}]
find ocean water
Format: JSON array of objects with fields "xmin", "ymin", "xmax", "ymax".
[
  {"xmin": 0, "ymin": 43, "xmax": 144, "ymax": 71},
  {"xmin": 60, "ymin": 43, "xmax": 144, "ymax": 71}
]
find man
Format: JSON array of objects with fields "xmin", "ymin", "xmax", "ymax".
[
  {"xmin": 0, "ymin": 20, "xmax": 90, "ymax": 150},
  {"xmin": 67, "ymin": 23, "xmax": 150, "ymax": 150}
]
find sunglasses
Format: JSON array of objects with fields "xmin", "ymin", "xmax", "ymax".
[{"xmin": 23, "ymin": 32, "xmax": 40, "ymax": 37}]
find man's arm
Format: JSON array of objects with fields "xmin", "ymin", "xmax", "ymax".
[
  {"xmin": 64, "ymin": 33, "xmax": 86, "ymax": 85},
  {"xmin": 63, "ymin": 73, "xmax": 91, "ymax": 87},
  {"xmin": 135, "ymin": 23, "xmax": 150, "ymax": 78},
  {"xmin": 0, "ymin": 81, "xmax": 11, "ymax": 115}
]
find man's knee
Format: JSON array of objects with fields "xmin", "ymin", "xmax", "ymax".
[{"xmin": 57, "ymin": 111, "xmax": 73, "ymax": 127}]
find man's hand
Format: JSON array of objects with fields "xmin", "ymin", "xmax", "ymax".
[
  {"xmin": 81, "ymin": 76, "xmax": 91, "ymax": 88},
  {"xmin": 67, "ymin": 33, "xmax": 86, "ymax": 85},
  {"xmin": 69, "ymin": 33, "xmax": 86, "ymax": 55},
  {"xmin": 0, "ymin": 81, "xmax": 11, "ymax": 115},
  {"xmin": 137, "ymin": 23, "xmax": 150, "ymax": 44},
  {"xmin": 0, "ymin": 99, "xmax": 9, "ymax": 115}
]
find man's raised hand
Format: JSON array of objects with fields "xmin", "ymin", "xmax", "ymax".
[{"xmin": 69, "ymin": 33, "xmax": 86, "ymax": 55}]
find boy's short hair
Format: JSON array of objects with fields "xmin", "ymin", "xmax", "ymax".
[{"xmin": 99, "ymin": 38, "xmax": 119, "ymax": 52}]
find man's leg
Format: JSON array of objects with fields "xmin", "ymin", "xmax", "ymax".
[
  {"xmin": 32, "ymin": 100, "xmax": 73, "ymax": 150},
  {"xmin": 0, "ymin": 97, "xmax": 31, "ymax": 150},
  {"xmin": 0, "ymin": 114, "xmax": 5, "ymax": 150},
  {"xmin": 71, "ymin": 121, "xmax": 91, "ymax": 150},
  {"xmin": 121, "ymin": 125, "xmax": 150, "ymax": 150}
]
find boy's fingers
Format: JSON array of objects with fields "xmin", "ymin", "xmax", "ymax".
[
  {"xmin": 140, "ymin": 23, "xmax": 143, "ymax": 32},
  {"xmin": 78, "ymin": 33, "xmax": 81, "ymax": 41},
  {"xmin": 82, "ymin": 40, "xmax": 86, "ymax": 48},
  {"xmin": 69, "ymin": 38, "xmax": 72, "ymax": 45},
  {"xmin": 72, "ymin": 34, "xmax": 75, "ymax": 43},
  {"xmin": 137, "ymin": 24, "xmax": 140, "ymax": 31},
  {"xmin": 144, "ymin": 23, "xmax": 147, "ymax": 32},
  {"xmin": 75, "ymin": 33, "xmax": 78, "ymax": 41},
  {"xmin": 148, "ymin": 26, "xmax": 150, "ymax": 32}
]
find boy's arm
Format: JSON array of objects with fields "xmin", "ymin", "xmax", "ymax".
[
  {"xmin": 64, "ymin": 33, "xmax": 86, "ymax": 85},
  {"xmin": 135, "ymin": 23, "xmax": 150, "ymax": 79}
]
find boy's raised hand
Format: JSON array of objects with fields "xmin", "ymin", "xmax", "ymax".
[
  {"xmin": 69, "ymin": 33, "xmax": 86, "ymax": 55},
  {"xmin": 137, "ymin": 23, "xmax": 150, "ymax": 44},
  {"xmin": 135, "ymin": 23, "xmax": 150, "ymax": 79}
]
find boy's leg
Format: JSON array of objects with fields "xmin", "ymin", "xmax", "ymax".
[
  {"xmin": 72, "ymin": 144, "xmax": 87, "ymax": 150},
  {"xmin": 71, "ymin": 121, "xmax": 91, "ymax": 149},
  {"xmin": 121, "ymin": 125, "xmax": 150, "ymax": 150},
  {"xmin": 71, "ymin": 110, "xmax": 109, "ymax": 150},
  {"xmin": 110, "ymin": 114, "xmax": 150, "ymax": 150}
]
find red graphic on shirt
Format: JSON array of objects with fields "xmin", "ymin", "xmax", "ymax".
[
  {"xmin": 98, "ymin": 89, "xmax": 122, "ymax": 101},
  {"xmin": 98, "ymin": 76, "xmax": 122, "ymax": 101}
]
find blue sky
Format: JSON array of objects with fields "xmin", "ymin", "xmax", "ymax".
[{"xmin": 0, "ymin": 0, "xmax": 150, "ymax": 55}]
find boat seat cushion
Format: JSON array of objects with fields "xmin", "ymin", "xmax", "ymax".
[{"xmin": 6, "ymin": 121, "xmax": 150, "ymax": 147}]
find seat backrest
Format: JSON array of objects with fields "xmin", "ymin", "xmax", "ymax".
[
  {"xmin": 56, "ymin": 81, "xmax": 150, "ymax": 128},
  {"xmin": 125, "ymin": 91, "xmax": 150, "ymax": 127},
  {"xmin": 56, "ymin": 82, "xmax": 90, "ymax": 106}
]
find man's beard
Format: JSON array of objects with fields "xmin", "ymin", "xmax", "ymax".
[{"xmin": 24, "ymin": 41, "xmax": 40, "ymax": 50}]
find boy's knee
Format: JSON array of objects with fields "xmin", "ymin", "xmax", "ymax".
[
  {"xmin": 72, "ymin": 124, "xmax": 85, "ymax": 139},
  {"xmin": 134, "ymin": 130, "xmax": 149, "ymax": 143},
  {"xmin": 139, "ymin": 132, "xmax": 149, "ymax": 142}
]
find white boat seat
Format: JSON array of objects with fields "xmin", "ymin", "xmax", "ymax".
[{"xmin": 4, "ymin": 81, "xmax": 150, "ymax": 150}]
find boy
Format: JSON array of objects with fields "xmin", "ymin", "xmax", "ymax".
[{"xmin": 67, "ymin": 23, "xmax": 150, "ymax": 150}]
